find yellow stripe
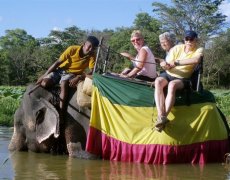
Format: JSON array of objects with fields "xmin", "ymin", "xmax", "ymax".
[{"xmin": 90, "ymin": 87, "xmax": 228, "ymax": 145}]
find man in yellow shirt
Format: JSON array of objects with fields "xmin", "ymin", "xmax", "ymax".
[
  {"xmin": 154, "ymin": 30, "xmax": 203, "ymax": 132},
  {"xmin": 36, "ymin": 35, "xmax": 99, "ymax": 118}
]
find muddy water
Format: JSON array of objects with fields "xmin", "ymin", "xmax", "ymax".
[{"xmin": 1, "ymin": 126, "xmax": 230, "ymax": 180}]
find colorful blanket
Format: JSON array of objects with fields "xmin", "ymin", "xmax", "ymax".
[{"xmin": 86, "ymin": 73, "xmax": 230, "ymax": 164}]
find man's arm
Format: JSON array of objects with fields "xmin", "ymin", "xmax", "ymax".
[
  {"xmin": 173, "ymin": 54, "xmax": 203, "ymax": 66},
  {"xmin": 69, "ymin": 68, "xmax": 94, "ymax": 88},
  {"xmin": 36, "ymin": 59, "xmax": 62, "ymax": 84}
]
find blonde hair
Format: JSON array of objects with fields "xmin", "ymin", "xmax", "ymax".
[{"xmin": 131, "ymin": 30, "xmax": 143, "ymax": 39}]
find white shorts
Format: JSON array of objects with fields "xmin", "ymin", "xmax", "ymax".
[{"xmin": 44, "ymin": 68, "xmax": 75, "ymax": 84}]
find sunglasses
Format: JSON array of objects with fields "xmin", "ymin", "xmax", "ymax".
[
  {"xmin": 131, "ymin": 38, "xmax": 141, "ymax": 43},
  {"xmin": 185, "ymin": 37, "xmax": 195, "ymax": 41}
]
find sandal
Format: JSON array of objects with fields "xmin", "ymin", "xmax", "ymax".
[
  {"xmin": 155, "ymin": 125, "xmax": 165, "ymax": 132},
  {"xmin": 155, "ymin": 116, "xmax": 169, "ymax": 131}
]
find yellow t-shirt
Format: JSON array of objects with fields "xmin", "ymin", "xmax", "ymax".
[
  {"xmin": 58, "ymin": 45, "xmax": 96, "ymax": 74},
  {"xmin": 166, "ymin": 44, "xmax": 203, "ymax": 78}
]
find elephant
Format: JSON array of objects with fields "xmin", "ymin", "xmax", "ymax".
[{"xmin": 8, "ymin": 83, "xmax": 97, "ymax": 159}]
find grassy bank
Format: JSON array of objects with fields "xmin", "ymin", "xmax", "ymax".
[
  {"xmin": 0, "ymin": 86, "xmax": 229, "ymax": 127},
  {"xmin": 211, "ymin": 89, "xmax": 230, "ymax": 122}
]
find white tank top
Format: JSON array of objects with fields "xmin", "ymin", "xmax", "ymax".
[{"xmin": 134, "ymin": 46, "xmax": 157, "ymax": 79}]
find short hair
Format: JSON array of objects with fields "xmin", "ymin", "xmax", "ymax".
[
  {"xmin": 86, "ymin": 36, "xmax": 99, "ymax": 48},
  {"xmin": 131, "ymin": 30, "xmax": 143, "ymax": 39},
  {"xmin": 159, "ymin": 32, "xmax": 176, "ymax": 45}
]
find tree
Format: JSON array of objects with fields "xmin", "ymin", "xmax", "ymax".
[
  {"xmin": 105, "ymin": 28, "xmax": 133, "ymax": 72},
  {"xmin": 0, "ymin": 29, "xmax": 39, "ymax": 85},
  {"xmin": 48, "ymin": 26, "xmax": 86, "ymax": 49},
  {"xmin": 204, "ymin": 29, "xmax": 230, "ymax": 88},
  {"xmin": 152, "ymin": 0, "xmax": 227, "ymax": 43},
  {"xmin": 134, "ymin": 12, "xmax": 162, "ymax": 33},
  {"xmin": 133, "ymin": 13, "xmax": 163, "ymax": 58},
  {"xmin": 0, "ymin": 50, "xmax": 9, "ymax": 85}
]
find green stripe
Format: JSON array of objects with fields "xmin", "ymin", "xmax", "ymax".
[
  {"xmin": 93, "ymin": 73, "xmax": 154, "ymax": 107},
  {"xmin": 93, "ymin": 73, "xmax": 215, "ymax": 107}
]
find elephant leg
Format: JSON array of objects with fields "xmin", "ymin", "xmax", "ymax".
[
  {"xmin": 64, "ymin": 116, "xmax": 97, "ymax": 159},
  {"xmin": 64, "ymin": 118, "xmax": 86, "ymax": 157},
  {"xmin": 49, "ymin": 125, "xmax": 67, "ymax": 155}
]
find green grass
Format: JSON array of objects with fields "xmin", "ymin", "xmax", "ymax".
[
  {"xmin": 0, "ymin": 86, "xmax": 25, "ymax": 100},
  {"xmin": 211, "ymin": 89, "xmax": 230, "ymax": 122}
]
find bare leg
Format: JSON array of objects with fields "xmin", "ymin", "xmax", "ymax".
[
  {"xmin": 154, "ymin": 77, "xmax": 168, "ymax": 117},
  {"xmin": 59, "ymin": 80, "xmax": 69, "ymax": 112},
  {"xmin": 165, "ymin": 80, "xmax": 184, "ymax": 116},
  {"xmin": 59, "ymin": 80, "xmax": 69, "ymax": 123},
  {"xmin": 40, "ymin": 78, "xmax": 55, "ymax": 88}
]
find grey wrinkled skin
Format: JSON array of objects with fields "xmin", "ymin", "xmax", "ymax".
[{"xmin": 8, "ymin": 84, "xmax": 97, "ymax": 159}]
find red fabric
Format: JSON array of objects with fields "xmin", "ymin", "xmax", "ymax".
[{"xmin": 86, "ymin": 127, "xmax": 230, "ymax": 164}]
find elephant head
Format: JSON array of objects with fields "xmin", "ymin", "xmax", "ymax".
[
  {"xmin": 9, "ymin": 83, "xmax": 96, "ymax": 158},
  {"xmin": 9, "ymin": 84, "xmax": 63, "ymax": 153}
]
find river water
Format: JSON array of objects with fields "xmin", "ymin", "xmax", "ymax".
[{"xmin": 1, "ymin": 126, "xmax": 230, "ymax": 180}]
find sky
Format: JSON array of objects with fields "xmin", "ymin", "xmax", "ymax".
[{"xmin": 0, "ymin": 0, "xmax": 230, "ymax": 39}]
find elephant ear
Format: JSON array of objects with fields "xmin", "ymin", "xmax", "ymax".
[{"xmin": 34, "ymin": 98, "xmax": 60, "ymax": 143}]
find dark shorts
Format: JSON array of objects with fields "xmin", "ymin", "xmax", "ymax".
[
  {"xmin": 135, "ymin": 75, "xmax": 155, "ymax": 82},
  {"xmin": 159, "ymin": 72, "xmax": 190, "ymax": 87},
  {"xmin": 44, "ymin": 68, "xmax": 75, "ymax": 84}
]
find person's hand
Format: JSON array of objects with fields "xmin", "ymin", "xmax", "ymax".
[
  {"xmin": 160, "ymin": 61, "xmax": 167, "ymax": 67},
  {"xmin": 36, "ymin": 75, "xmax": 45, "ymax": 85},
  {"xmin": 120, "ymin": 73, "xmax": 130, "ymax": 78},
  {"xmin": 119, "ymin": 73, "xmax": 127, "ymax": 78},
  {"xmin": 160, "ymin": 61, "xmax": 171, "ymax": 70},
  {"xmin": 120, "ymin": 72, "xmax": 134, "ymax": 78},
  {"xmin": 120, "ymin": 52, "xmax": 134, "ymax": 60},
  {"xmin": 69, "ymin": 75, "xmax": 81, "ymax": 87},
  {"xmin": 168, "ymin": 62, "xmax": 176, "ymax": 68}
]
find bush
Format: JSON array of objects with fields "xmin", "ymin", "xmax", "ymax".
[
  {"xmin": 211, "ymin": 89, "xmax": 230, "ymax": 122},
  {"xmin": 0, "ymin": 86, "xmax": 25, "ymax": 126}
]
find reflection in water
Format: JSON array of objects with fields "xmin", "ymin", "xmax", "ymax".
[
  {"xmin": 9, "ymin": 151, "xmax": 230, "ymax": 180},
  {"xmin": 1, "ymin": 126, "xmax": 230, "ymax": 179},
  {"xmin": 0, "ymin": 127, "xmax": 14, "ymax": 179}
]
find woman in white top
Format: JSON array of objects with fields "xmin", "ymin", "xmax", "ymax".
[{"xmin": 120, "ymin": 30, "xmax": 157, "ymax": 81}]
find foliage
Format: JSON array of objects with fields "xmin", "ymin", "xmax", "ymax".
[
  {"xmin": 47, "ymin": 25, "xmax": 86, "ymax": 50},
  {"xmin": 134, "ymin": 12, "xmax": 162, "ymax": 33},
  {"xmin": 0, "ymin": 86, "xmax": 25, "ymax": 99},
  {"xmin": 152, "ymin": 0, "xmax": 227, "ymax": 44},
  {"xmin": 0, "ymin": 29, "xmax": 39, "ymax": 85},
  {"xmin": 0, "ymin": 86, "xmax": 25, "ymax": 126},
  {"xmin": 211, "ymin": 89, "xmax": 230, "ymax": 122},
  {"xmin": 0, "ymin": 1, "xmax": 229, "ymax": 88},
  {"xmin": 203, "ymin": 29, "xmax": 230, "ymax": 89},
  {"xmin": 0, "ymin": 97, "xmax": 20, "ymax": 126},
  {"xmin": 0, "ymin": 50, "xmax": 10, "ymax": 84}
]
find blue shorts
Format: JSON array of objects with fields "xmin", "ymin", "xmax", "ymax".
[
  {"xmin": 44, "ymin": 68, "xmax": 75, "ymax": 84},
  {"xmin": 159, "ymin": 72, "xmax": 190, "ymax": 87}
]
